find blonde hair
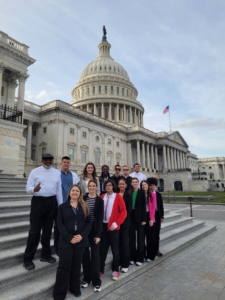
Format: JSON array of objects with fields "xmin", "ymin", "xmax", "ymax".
[
  {"xmin": 122, "ymin": 165, "xmax": 130, "ymax": 169},
  {"xmin": 67, "ymin": 184, "xmax": 90, "ymax": 217}
]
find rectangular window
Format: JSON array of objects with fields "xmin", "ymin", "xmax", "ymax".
[
  {"xmin": 105, "ymin": 107, "xmax": 108, "ymax": 119},
  {"xmin": 82, "ymin": 132, "xmax": 87, "ymax": 138},
  {"xmin": 87, "ymin": 87, "xmax": 90, "ymax": 95},
  {"xmin": 111, "ymin": 86, "xmax": 113, "ymax": 94},
  {"xmin": 98, "ymin": 107, "xmax": 101, "ymax": 117},
  {"xmin": 69, "ymin": 148, "xmax": 74, "ymax": 161},
  {"xmin": 32, "ymin": 130, "xmax": 36, "ymax": 137},
  {"xmin": 92, "ymin": 86, "xmax": 95, "ymax": 94},
  {"xmin": 81, "ymin": 150, "xmax": 87, "ymax": 163},
  {"xmin": 43, "ymin": 127, "xmax": 47, "ymax": 134},
  {"xmin": 1, "ymin": 86, "xmax": 4, "ymax": 97},
  {"xmin": 99, "ymin": 86, "xmax": 101, "ymax": 94},
  {"xmin": 31, "ymin": 149, "xmax": 36, "ymax": 161},
  {"xmin": 116, "ymin": 141, "xmax": 119, "ymax": 147},
  {"xmin": 117, "ymin": 87, "xmax": 119, "ymax": 95},
  {"xmin": 70, "ymin": 128, "xmax": 74, "ymax": 135},
  {"xmin": 42, "ymin": 147, "xmax": 46, "ymax": 156},
  {"xmin": 108, "ymin": 139, "xmax": 111, "ymax": 145},
  {"xmin": 122, "ymin": 88, "xmax": 124, "ymax": 96},
  {"xmin": 107, "ymin": 155, "xmax": 112, "ymax": 166},
  {"xmin": 116, "ymin": 157, "xmax": 120, "ymax": 165},
  {"xmin": 105, "ymin": 85, "xmax": 107, "ymax": 94},
  {"xmin": 111, "ymin": 107, "xmax": 115, "ymax": 120}
]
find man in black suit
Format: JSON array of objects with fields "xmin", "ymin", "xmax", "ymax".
[{"xmin": 147, "ymin": 177, "xmax": 164, "ymax": 257}]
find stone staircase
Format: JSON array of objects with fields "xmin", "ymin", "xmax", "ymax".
[{"xmin": 0, "ymin": 174, "xmax": 216, "ymax": 300}]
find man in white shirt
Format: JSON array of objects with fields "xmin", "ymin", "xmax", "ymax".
[
  {"xmin": 130, "ymin": 163, "xmax": 146, "ymax": 188},
  {"xmin": 23, "ymin": 153, "xmax": 62, "ymax": 271}
]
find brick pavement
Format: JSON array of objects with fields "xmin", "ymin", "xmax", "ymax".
[{"xmin": 100, "ymin": 222, "xmax": 225, "ymax": 300}]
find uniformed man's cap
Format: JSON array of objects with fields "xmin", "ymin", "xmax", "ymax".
[{"xmin": 42, "ymin": 153, "xmax": 54, "ymax": 159}]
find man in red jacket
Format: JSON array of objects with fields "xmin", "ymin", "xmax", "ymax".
[{"xmin": 99, "ymin": 179, "xmax": 127, "ymax": 281}]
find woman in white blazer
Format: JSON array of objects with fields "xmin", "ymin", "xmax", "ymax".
[{"xmin": 79, "ymin": 162, "xmax": 100, "ymax": 196}]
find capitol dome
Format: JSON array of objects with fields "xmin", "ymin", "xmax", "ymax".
[{"xmin": 70, "ymin": 34, "xmax": 144, "ymax": 127}]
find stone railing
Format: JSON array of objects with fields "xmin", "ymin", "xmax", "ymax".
[{"xmin": 0, "ymin": 31, "xmax": 29, "ymax": 55}]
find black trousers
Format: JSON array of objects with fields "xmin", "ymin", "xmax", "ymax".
[
  {"xmin": 129, "ymin": 210, "xmax": 145, "ymax": 263},
  {"xmin": 82, "ymin": 226, "xmax": 101, "ymax": 286},
  {"xmin": 54, "ymin": 211, "xmax": 59, "ymax": 254},
  {"xmin": 24, "ymin": 195, "xmax": 58, "ymax": 262},
  {"xmin": 53, "ymin": 247, "xmax": 84, "ymax": 300},
  {"xmin": 119, "ymin": 225, "xmax": 130, "ymax": 268},
  {"xmin": 99, "ymin": 223, "xmax": 120, "ymax": 273},
  {"xmin": 144, "ymin": 212, "xmax": 157, "ymax": 260},
  {"xmin": 155, "ymin": 211, "xmax": 161, "ymax": 252}
]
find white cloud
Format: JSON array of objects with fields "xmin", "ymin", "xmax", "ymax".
[
  {"xmin": 36, "ymin": 90, "xmax": 48, "ymax": 100},
  {"xmin": 46, "ymin": 82, "xmax": 55, "ymax": 86},
  {"xmin": 173, "ymin": 118, "xmax": 225, "ymax": 131}
]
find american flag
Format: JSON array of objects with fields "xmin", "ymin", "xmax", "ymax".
[{"xmin": 163, "ymin": 106, "xmax": 169, "ymax": 114}]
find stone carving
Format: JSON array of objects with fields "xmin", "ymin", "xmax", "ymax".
[{"xmin": 0, "ymin": 128, "xmax": 22, "ymax": 138}]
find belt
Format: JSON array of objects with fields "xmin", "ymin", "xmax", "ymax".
[{"xmin": 33, "ymin": 195, "xmax": 56, "ymax": 199}]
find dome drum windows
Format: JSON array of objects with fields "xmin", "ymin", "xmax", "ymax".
[
  {"xmin": 117, "ymin": 87, "xmax": 119, "ymax": 95},
  {"xmin": 99, "ymin": 86, "xmax": 101, "ymax": 94},
  {"xmin": 92, "ymin": 86, "xmax": 95, "ymax": 94},
  {"xmin": 122, "ymin": 88, "xmax": 124, "ymax": 96},
  {"xmin": 105, "ymin": 85, "xmax": 107, "ymax": 94},
  {"xmin": 111, "ymin": 86, "xmax": 113, "ymax": 94}
]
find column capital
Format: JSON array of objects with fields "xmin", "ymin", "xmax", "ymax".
[
  {"xmin": 0, "ymin": 63, "xmax": 6, "ymax": 73},
  {"xmin": 18, "ymin": 73, "xmax": 29, "ymax": 82}
]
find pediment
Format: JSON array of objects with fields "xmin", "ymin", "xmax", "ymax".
[{"xmin": 167, "ymin": 131, "xmax": 188, "ymax": 147}]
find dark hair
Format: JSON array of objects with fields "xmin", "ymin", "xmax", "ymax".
[
  {"xmin": 87, "ymin": 179, "xmax": 97, "ymax": 187},
  {"xmin": 114, "ymin": 164, "xmax": 121, "ymax": 169},
  {"xmin": 62, "ymin": 156, "xmax": 70, "ymax": 161},
  {"xmin": 67, "ymin": 184, "xmax": 90, "ymax": 217},
  {"xmin": 128, "ymin": 177, "xmax": 139, "ymax": 194},
  {"xmin": 103, "ymin": 179, "xmax": 117, "ymax": 193},
  {"xmin": 147, "ymin": 177, "xmax": 158, "ymax": 186},
  {"xmin": 118, "ymin": 178, "xmax": 127, "ymax": 192},
  {"xmin": 140, "ymin": 180, "xmax": 152, "ymax": 203},
  {"xmin": 82, "ymin": 162, "xmax": 97, "ymax": 181},
  {"xmin": 133, "ymin": 163, "xmax": 140, "ymax": 168},
  {"xmin": 100, "ymin": 165, "xmax": 110, "ymax": 179}
]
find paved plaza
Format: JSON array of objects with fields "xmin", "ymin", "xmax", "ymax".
[{"xmin": 100, "ymin": 204, "xmax": 225, "ymax": 300}]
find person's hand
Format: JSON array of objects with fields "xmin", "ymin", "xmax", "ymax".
[
  {"xmin": 70, "ymin": 236, "xmax": 76, "ymax": 244},
  {"xmin": 74, "ymin": 235, "xmax": 83, "ymax": 243},
  {"xmin": 109, "ymin": 225, "xmax": 115, "ymax": 231},
  {"xmin": 141, "ymin": 222, "xmax": 146, "ymax": 225},
  {"xmin": 94, "ymin": 237, "xmax": 100, "ymax": 244},
  {"xmin": 149, "ymin": 220, "xmax": 153, "ymax": 227},
  {"xmin": 34, "ymin": 182, "xmax": 41, "ymax": 192},
  {"xmin": 161, "ymin": 218, "xmax": 164, "ymax": 223}
]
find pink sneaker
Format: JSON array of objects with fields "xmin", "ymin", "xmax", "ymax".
[{"xmin": 112, "ymin": 271, "xmax": 120, "ymax": 281}]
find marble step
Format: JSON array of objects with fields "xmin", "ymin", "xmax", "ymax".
[
  {"xmin": 1, "ymin": 190, "xmax": 28, "ymax": 195},
  {"xmin": 0, "ymin": 201, "xmax": 31, "ymax": 213},
  {"xmin": 0, "ymin": 223, "xmax": 216, "ymax": 300},
  {"xmin": 0, "ymin": 221, "xmax": 30, "ymax": 236},
  {"xmin": 161, "ymin": 216, "xmax": 193, "ymax": 233},
  {"xmin": 0, "ymin": 211, "xmax": 30, "ymax": 224},
  {"xmin": 0, "ymin": 195, "xmax": 31, "ymax": 202}
]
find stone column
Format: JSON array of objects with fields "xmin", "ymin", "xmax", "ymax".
[
  {"xmin": 155, "ymin": 146, "xmax": 158, "ymax": 170},
  {"xmin": 76, "ymin": 125, "xmax": 81, "ymax": 163},
  {"xmin": 146, "ymin": 143, "xmax": 150, "ymax": 169},
  {"xmin": 167, "ymin": 146, "xmax": 171, "ymax": 170},
  {"xmin": 174, "ymin": 149, "xmax": 177, "ymax": 170},
  {"xmin": 177, "ymin": 150, "xmax": 180, "ymax": 169},
  {"xmin": 142, "ymin": 141, "xmax": 146, "ymax": 168},
  {"xmin": 86, "ymin": 104, "xmax": 89, "ymax": 113},
  {"xmin": 171, "ymin": 148, "xmax": 174, "ymax": 170},
  {"xmin": 151, "ymin": 144, "xmax": 154, "ymax": 169},
  {"xmin": 26, "ymin": 120, "xmax": 33, "ymax": 160},
  {"xmin": 116, "ymin": 104, "xmax": 119, "ymax": 121},
  {"xmin": 0, "ymin": 64, "xmax": 5, "ymax": 105},
  {"xmin": 129, "ymin": 106, "xmax": 132, "ymax": 123},
  {"xmin": 185, "ymin": 153, "xmax": 188, "ymax": 169},
  {"xmin": 109, "ymin": 103, "xmax": 112, "ymax": 121},
  {"xmin": 101, "ymin": 103, "xmax": 105, "ymax": 118},
  {"xmin": 89, "ymin": 129, "xmax": 92, "ymax": 161},
  {"xmin": 222, "ymin": 164, "xmax": 225, "ymax": 179},
  {"xmin": 128, "ymin": 141, "xmax": 132, "ymax": 167},
  {"xmin": 141, "ymin": 113, "xmax": 143, "ymax": 127},
  {"xmin": 123, "ymin": 105, "xmax": 126, "ymax": 122},
  {"xmin": 17, "ymin": 74, "xmax": 28, "ymax": 114},
  {"xmin": 138, "ymin": 110, "xmax": 140, "ymax": 126},
  {"xmin": 180, "ymin": 152, "xmax": 184, "ymax": 169},
  {"xmin": 163, "ymin": 145, "xmax": 167, "ymax": 170},
  {"xmin": 94, "ymin": 103, "xmax": 97, "ymax": 115},
  {"xmin": 137, "ymin": 140, "xmax": 140, "ymax": 164}
]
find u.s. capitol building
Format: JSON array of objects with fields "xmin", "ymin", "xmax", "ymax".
[{"xmin": 0, "ymin": 29, "xmax": 224, "ymax": 191}]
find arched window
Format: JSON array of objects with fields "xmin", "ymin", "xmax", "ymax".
[{"xmin": 95, "ymin": 148, "xmax": 100, "ymax": 165}]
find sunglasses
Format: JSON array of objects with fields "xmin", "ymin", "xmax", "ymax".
[
  {"xmin": 115, "ymin": 168, "xmax": 121, "ymax": 171},
  {"xmin": 123, "ymin": 169, "xmax": 129, "ymax": 171}
]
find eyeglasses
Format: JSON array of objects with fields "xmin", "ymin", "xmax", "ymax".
[
  {"xmin": 123, "ymin": 169, "xmax": 129, "ymax": 171},
  {"xmin": 105, "ymin": 184, "xmax": 113, "ymax": 187},
  {"xmin": 115, "ymin": 168, "xmax": 121, "ymax": 171}
]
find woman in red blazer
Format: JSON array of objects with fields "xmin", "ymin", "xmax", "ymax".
[{"xmin": 99, "ymin": 179, "xmax": 127, "ymax": 281}]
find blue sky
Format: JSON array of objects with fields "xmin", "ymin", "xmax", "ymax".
[{"xmin": 1, "ymin": 0, "xmax": 225, "ymax": 158}]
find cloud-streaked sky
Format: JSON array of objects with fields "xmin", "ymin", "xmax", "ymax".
[{"xmin": 1, "ymin": 0, "xmax": 225, "ymax": 158}]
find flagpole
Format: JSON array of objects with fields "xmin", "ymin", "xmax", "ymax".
[{"xmin": 169, "ymin": 109, "xmax": 171, "ymax": 131}]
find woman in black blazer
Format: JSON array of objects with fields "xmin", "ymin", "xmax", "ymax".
[
  {"xmin": 81, "ymin": 180, "xmax": 104, "ymax": 292},
  {"xmin": 118, "ymin": 178, "xmax": 132, "ymax": 273},
  {"xmin": 129, "ymin": 177, "xmax": 146, "ymax": 266},
  {"xmin": 53, "ymin": 184, "xmax": 91, "ymax": 300}
]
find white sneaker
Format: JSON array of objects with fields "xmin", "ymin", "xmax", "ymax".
[
  {"xmin": 81, "ymin": 281, "xmax": 88, "ymax": 288},
  {"xmin": 129, "ymin": 261, "xmax": 134, "ymax": 265},
  {"xmin": 136, "ymin": 262, "xmax": 142, "ymax": 266},
  {"xmin": 121, "ymin": 267, "xmax": 128, "ymax": 273},
  {"xmin": 94, "ymin": 286, "xmax": 101, "ymax": 292},
  {"xmin": 146, "ymin": 258, "xmax": 152, "ymax": 263}
]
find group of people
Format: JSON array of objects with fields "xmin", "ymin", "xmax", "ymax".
[{"xmin": 23, "ymin": 153, "xmax": 164, "ymax": 300}]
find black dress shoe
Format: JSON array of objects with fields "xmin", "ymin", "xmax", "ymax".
[
  {"xmin": 23, "ymin": 261, "xmax": 35, "ymax": 270},
  {"xmin": 156, "ymin": 251, "xmax": 163, "ymax": 257},
  {"xmin": 69, "ymin": 290, "xmax": 81, "ymax": 297},
  {"xmin": 40, "ymin": 256, "xmax": 56, "ymax": 263}
]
